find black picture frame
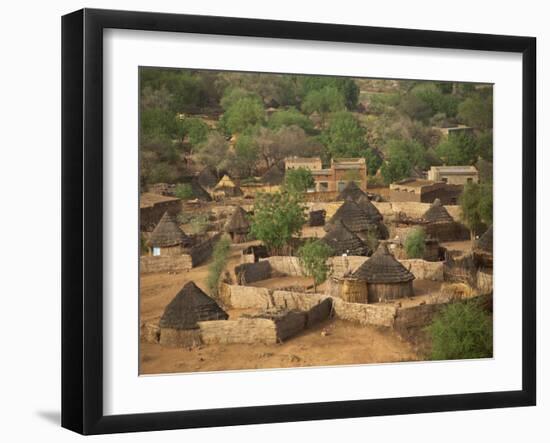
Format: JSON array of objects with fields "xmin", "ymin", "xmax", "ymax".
[{"xmin": 61, "ymin": 8, "xmax": 536, "ymax": 435}]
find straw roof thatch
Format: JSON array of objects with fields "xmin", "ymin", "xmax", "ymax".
[
  {"xmin": 159, "ymin": 282, "xmax": 228, "ymax": 330},
  {"xmin": 352, "ymin": 242, "xmax": 415, "ymax": 283},
  {"xmin": 149, "ymin": 212, "xmax": 191, "ymax": 247},
  {"xmin": 322, "ymin": 222, "xmax": 368, "ymax": 256},
  {"xmin": 326, "ymin": 199, "xmax": 372, "ymax": 233},
  {"xmin": 475, "ymin": 225, "xmax": 493, "ymax": 254},
  {"xmin": 214, "ymin": 174, "xmax": 236, "ymax": 190},
  {"xmin": 337, "ymin": 181, "xmax": 366, "ymax": 202},
  {"xmin": 422, "ymin": 198, "xmax": 454, "ymax": 223},
  {"xmin": 225, "ymin": 206, "xmax": 251, "ymax": 234},
  {"xmin": 260, "ymin": 161, "xmax": 285, "ymax": 186},
  {"xmin": 356, "ymin": 194, "xmax": 383, "ymax": 223}
]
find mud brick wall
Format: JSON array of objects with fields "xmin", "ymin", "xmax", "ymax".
[
  {"xmin": 329, "ymin": 256, "xmax": 368, "ymax": 277},
  {"xmin": 140, "ymin": 255, "xmax": 193, "ymax": 273},
  {"xmin": 400, "ymin": 259, "xmax": 445, "ymax": 281},
  {"xmin": 199, "ymin": 318, "xmax": 278, "ymax": 344},
  {"xmin": 234, "ymin": 261, "xmax": 272, "ymax": 284},
  {"xmin": 264, "ymin": 256, "xmax": 305, "ymax": 276},
  {"xmin": 331, "ymin": 298, "xmax": 397, "ymax": 327},
  {"xmin": 221, "ymin": 285, "xmax": 273, "ymax": 309},
  {"xmin": 270, "ymin": 291, "xmax": 329, "ymax": 311}
]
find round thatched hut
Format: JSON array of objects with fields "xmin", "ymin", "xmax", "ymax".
[
  {"xmin": 225, "ymin": 206, "xmax": 251, "ymax": 243},
  {"xmin": 337, "ymin": 181, "xmax": 366, "ymax": 202},
  {"xmin": 356, "ymin": 194, "xmax": 389, "ymax": 239},
  {"xmin": 159, "ymin": 281, "xmax": 229, "ymax": 347},
  {"xmin": 325, "ymin": 199, "xmax": 371, "ymax": 235},
  {"xmin": 213, "ymin": 174, "xmax": 243, "ymax": 198},
  {"xmin": 422, "ymin": 198, "xmax": 454, "ymax": 223},
  {"xmin": 321, "ymin": 221, "xmax": 369, "ymax": 256},
  {"xmin": 148, "ymin": 211, "xmax": 191, "ymax": 256},
  {"xmin": 351, "ymin": 242, "xmax": 415, "ymax": 303},
  {"xmin": 421, "ymin": 198, "xmax": 469, "ymax": 241}
]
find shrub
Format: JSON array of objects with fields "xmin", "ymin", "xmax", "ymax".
[
  {"xmin": 404, "ymin": 227, "xmax": 426, "ymax": 258},
  {"xmin": 427, "ymin": 300, "xmax": 493, "ymax": 360},
  {"xmin": 174, "ymin": 183, "xmax": 194, "ymax": 200},
  {"xmin": 284, "ymin": 167, "xmax": 315, "ymax": 194},
  {"xmin": 207, "ymin": 236, "xmax": 232, "ymax": 298}
]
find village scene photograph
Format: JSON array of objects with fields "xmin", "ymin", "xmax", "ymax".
[{"xmin": 139, "ymin": 68, "xmax": 494, "ymax": 375}]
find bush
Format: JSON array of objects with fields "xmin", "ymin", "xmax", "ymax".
[
  {"xmin": 404, "ymin": 227, "xmax": 426, "ymax": 258},
  {"xmin": 427, "ymin": 300, "xmax": 493, "ymax": 360},
  {"xmin": 207, "ymin": 236, "xmax": 232, "ymax": 298},
  {"xmin": 174, "ymin": 183, "xmax": 194, "ymax": 200}
]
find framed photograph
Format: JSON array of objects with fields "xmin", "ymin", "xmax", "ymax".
[{"xmin": 62, "ymin": 8, "xmax": 536, "ymax": 435}]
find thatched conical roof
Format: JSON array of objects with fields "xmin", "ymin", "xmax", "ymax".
[
  {"xmin": 160, "ymin": 282, "xmax": 228, "ymax": 330},
  {"xmin": 337, "ymin": 181, "xmax": 366, "ymax": 202},
  {"xmin": 422, "ymin": 198, "xmax": 454, "ymax": 223},
  {"xmin": 149, "ymin": 212, "xmax": 190, "ymax": 247},
  {"xmin": 356, "ymin": 194, "xmax": 383, "ymax": 223},
  {"xmin": 321, "ymin": 222, "xmax": 368, "ymax": 256},
  {"xmin": 475, "ymin": 225, "xmax": 493, "ymax": 253},
  {"xmin": 326, "ymin": 199, "xmax": 372, "ymax": 233},
  {"xmin": 352, "ymin": 243, "xmax": 415, "ymax": 283},
  {"xmin": 225, "ymin": 206, "xmax": 251, "ymax": 234},
  {"xmin": 261, "ymin": 161, "xmax": 285, "ymax": 185},
  {"xmin": 214, "ymin": 174, "xmax": 236, "ymax": 190}
]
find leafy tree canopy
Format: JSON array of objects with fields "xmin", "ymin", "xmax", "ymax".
[
  {"xmin": 300, "ymin": 76, "xmax": 359, "ymax": 109},
  {"xmin": 268, "ymin": 107, "xmax": 314, "ymax": 133},
  {"xmin": 221, "ymin": 96, "xmax": 266, "ymax": 134},
  {"xmin": 301, "ymin": 86, "xmax": 346, "ymax": 122},
  {"xmin": 404, "ymin": 227, "xmax": 426, "ymax": 259},
  {"xmin": 249, "ymin": 191, "xmax": 307, "ymax": 255},
  {"xmin": 436, "ymin": 133, "xmax": 479, "ymax": 165},
  {"xmin": 458, "ymin": 94, "xmax": 493, "ymax": 130},
  {"xmin": 322, "ymin": 112, "xmax": 367, "ymax": 158},
  {"xmin": 284, "ymin": 167, "xmax": 315, "ymax": 194},
  {"xmin": 460, "ymin": 182, "xmax": 493, "ymax": 237}
]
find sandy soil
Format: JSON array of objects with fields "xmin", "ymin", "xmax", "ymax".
[
  {"xmin": 140, "ymin": 241, "xmax": 421, "ymax": 374},
  {"xmin": 140, "ymin": 318, "xmax": 418, "ymax": 375}
]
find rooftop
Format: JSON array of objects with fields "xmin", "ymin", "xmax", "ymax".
[
  {"xmin": 430, "ymin": 165, "xmax": 478, "ymax": 174},
  {"xmin": 140, "ymin": 192, "xmax": 180, "ymax": 209}
]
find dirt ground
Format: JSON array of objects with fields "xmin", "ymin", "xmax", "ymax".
[
  {"xmin": 140, "ymin": 240, "xmax": 422, "ymax": 375},
  {"xmin": 140, "ymin": 318, "xmax": 418, "ymax": 374}
]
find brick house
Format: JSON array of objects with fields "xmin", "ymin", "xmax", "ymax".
[
  {"xmin": 427, "ymin": 165, "xmax": 480, "ymax": 186},
  {"xmin": 284, "ymin": 157, "xmax": 367, "ymax": 192}
]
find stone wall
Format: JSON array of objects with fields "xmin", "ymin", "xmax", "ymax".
[{"xmin": 234, "ymin": 261, "xmax": 272, "ymax": 284}]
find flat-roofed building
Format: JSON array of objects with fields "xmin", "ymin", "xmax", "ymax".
[
  {"xmin": 389, "ymin": 178, "xmax": 463, "ymax": 204},
  {"xmin": 285, "ymin": 157, "xmax": 367, "ymax": 192},
  {"xmin": 427, "ymin": 165, "xmax": 479, "ymax": 185}
]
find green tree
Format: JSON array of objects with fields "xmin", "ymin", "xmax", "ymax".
[
  {"xmin": 427, "ymin": 300, "xmax": 493, "ymax": 360},
  {"xmin": 207, "ymin": 236, "xmax": 232, "ymax": 298},
  {"xmin": 297, "ymin": 239, "xmax": 333, "ymax": 291},
  {"xmin": 300, "ymin": 76, "xmax": 359, "ymax": 109},
  {"xmin": 404, "ymin": 227, "xmax": 426, "ymax": 258},
  {"xmin": 174, "ymin": 183, "xmax": 195, "ymax": 200},
  {"xmin": 268, "ymin": 107, "xmax": 314, "ymax": 133},
  {"xmin": 410, "ymin": 82, "xmax": 459, "ymax": 118},
  {"xmin": 221, "ymin": 96, "xmax": 265, "ymax": 134},
  {"xmin": 460, "ymin": 182, "xmax": 493, "ymax": 238},
  {"xmin": 436, "ymin": 133, "xmax": 479, "ymax": 165},
  {"xmin": 458, "ymin": 94, "xmax": 493, "ymax": 130},
  {"xmin": 230, "ymin": 134, "xmax": 259, "ymax": 177},
  {"xmin": 140, "ymin": 107, "xmax": 178, "ymax": 143},
  {"xmin": 178, "ymin": 117, "xmax": 209, "ymax": 150},
  {"xmin": 380, "ymin": 151, "xmax": 412, "ymax": 184},
  {"xmin": 220, "ymin": 88, "xmax": 261, "ymax": 110},
  {"xmin": 301, "ymin": 86, "xmax": 346, "ymax": 125},
  {"xmin": 284, "ymin": 167, "xmax": 315, "ymax": 194},
  {"xmin": 364, "ymin": 148, "xmax": 383, "ymax": 175},
  {"xmin": 249, "ymin": 191, "xmax": 307, "ymax": 255},
  {"xmin": 322, "ymin": 111, "xmax": 367, "ymax": 158}
]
